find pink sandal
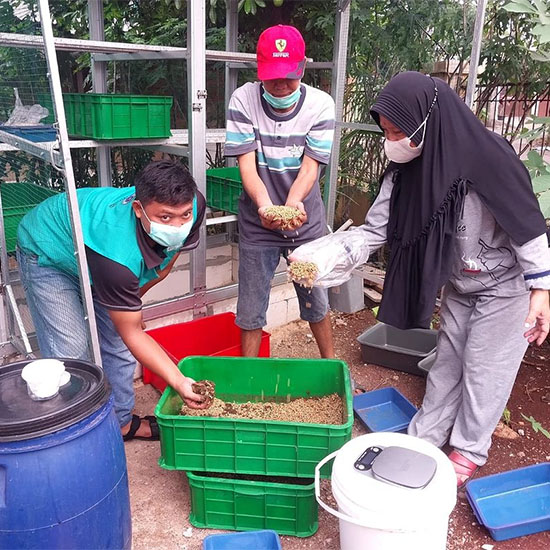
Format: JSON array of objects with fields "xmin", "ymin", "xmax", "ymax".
[{"xmin": 448, "ymin": 450, "xmax": 478, "ymax": 489}]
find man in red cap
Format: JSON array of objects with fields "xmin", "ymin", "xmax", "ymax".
[{"xmin": 225, "ymin": 24, "xmax": 336, "ymax": 358}]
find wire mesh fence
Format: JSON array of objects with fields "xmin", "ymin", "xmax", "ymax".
[
  {"xmin": 474, "ymin": 82, "xmax": 550, "ymax": 160},
  {"xmin": 0, "ymin": 42, "xmax": 59, "ymax": 354},
  {"xmin": 335, "ymin": 74, "xmax": 550, "ymax": 228},
  {"xmin": 0, "ymin": 37, "xmax": 98, "ymax": 361}
]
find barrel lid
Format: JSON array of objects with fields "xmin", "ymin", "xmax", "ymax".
[
  {"xmin": 0, "ymin": 359, "xmax": 110, "ymax": 442},
  {"xmin": 331, "ymin": 433, "xmax": 457, "ymax": 528}
]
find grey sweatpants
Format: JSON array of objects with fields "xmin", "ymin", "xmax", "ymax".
[{"xmin": 408, "ymin": 284, "xmax": 530, "ymax": 466}]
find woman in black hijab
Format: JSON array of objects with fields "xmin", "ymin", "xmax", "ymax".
[{"xmin": 362, "ymin": 71, "xmax": 550, "ymax": 487}]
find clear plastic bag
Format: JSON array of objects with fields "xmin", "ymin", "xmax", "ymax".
[
  {"xmin": 4, "ymin": 88, "xmax": 49, "ymax": 126},
  {"xmin": 289, "ymin": 228, "xmax": 370, "ymax": 288}
]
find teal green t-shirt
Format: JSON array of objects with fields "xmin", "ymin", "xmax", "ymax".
[{"xmin": 17, "ymin": 186, "xmax": 188, "ymax": 287}]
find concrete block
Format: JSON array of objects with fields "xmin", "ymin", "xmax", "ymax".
[
  {"xmin": 211, "ymin": 298, "xmax": 237, "ymax": 316},
  {"xmin": 144, "ymin": 310, "xmax": 194, "ymax": 331},
  {"xmin": 207, "ymin": 258, "xmax": 235, "ymax": 289},
  {"xmin": 142, "ymin": 268, "xmax": 190, "ymax": 305},
  {"xmin": 270, "ymin": 281, "xmax": 297, "ymax": 303},
  {"xmin": 265, "ymin": 299, "xmax": 288, "ymax": 330},
  {"xmin": 287, "ymin": 296, "xmax": 301, "ymax": 321}
]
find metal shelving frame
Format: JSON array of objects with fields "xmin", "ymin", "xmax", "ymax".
[{"xmin": 0, "ymin": 0, "xmax": 351, "ymax": 358}]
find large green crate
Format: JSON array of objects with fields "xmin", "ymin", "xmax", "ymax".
[
  {"xmin": 155, "ymin": 356, "xmax": 353, "ymax": 477},
  {"xmin": 0, "ymin": 182, "xmax": 58, "ymax": 253},
  {"xmin": 64, "ymin": 93, "xmax": 172, "ymax": 139},
  {"xmin": 187, "ymin": 471, "xmax": 318, "ymax": 537},
  {"xmin": 206, "ymin": 167, "xmax": 243, "ymax": 214}
]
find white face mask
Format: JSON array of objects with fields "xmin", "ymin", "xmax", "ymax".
[
  {"xmin": 384, "ymin": 117, "xmax": 427, "ymax": 164},
  {"xmin": 383, "ymin": 83, "xmax": 438, "ymax": 164},
  {"xmin": 139, "ymin": 203, "xmax": 194, "ymax": 250}
]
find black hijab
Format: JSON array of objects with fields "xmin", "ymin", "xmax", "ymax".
[{"xmin": 370, "ymin": 71, "xmax": 546, "ymax": 329}]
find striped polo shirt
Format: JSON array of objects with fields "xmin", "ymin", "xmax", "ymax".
[{"xmin": 225, "ymin": 81, "xmax": 335, "ymax": 246}]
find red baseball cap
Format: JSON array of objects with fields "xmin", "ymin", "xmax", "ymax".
[{"xmin": 257, "ymin": 25, "xmax": 306, "ymax": 81}]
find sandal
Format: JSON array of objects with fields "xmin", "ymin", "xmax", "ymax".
[
  {"xmin": 448, "ymin": 450, "xmax": 478, "ymax": 489},
  {"xmin": 122, "ymin": 414, "xmax": 160, "ymax": 442}
]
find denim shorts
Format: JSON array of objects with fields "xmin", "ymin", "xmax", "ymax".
[
  {"xmin": 16, "ymin": 247, "xmax": 136, "ymax": 427},
  {"xmin": 236, "ymin": 242, "xmax": 329, "ymax": 330}
]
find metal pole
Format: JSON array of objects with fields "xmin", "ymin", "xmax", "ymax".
[
  {"xmin": 88, "ymin": 0, "xmax": 112, "ymax": 186},
  {"xmin": 465, "ymin": 0, "xmax": 488, "ymax": 111},
  {"xmin": 38, "ymin": 0, "xmax": 103, "ymax": 366},
  {"xmin": 0, "ymin": 190, "xmax": 15, "ymax": 347},
  {"xmin": 324, "ymin": 0, "xmax": 351, "ymax": 229},
  {"xmin": 225, "ymin": 0, "xmax": 239, "ymax": 169},
  {"xmin": 187, "ymin": 0, "xmax": 208, "ymax": 318}
]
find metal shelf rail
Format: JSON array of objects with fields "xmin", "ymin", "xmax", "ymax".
[{"xmin": 0, "ymin": 0, "xmax": 352, "ymax": 357}]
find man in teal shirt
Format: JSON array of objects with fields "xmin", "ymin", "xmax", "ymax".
[{"xmin": 17, "ymin": 160, "xmax": 207, "ymax": 440}]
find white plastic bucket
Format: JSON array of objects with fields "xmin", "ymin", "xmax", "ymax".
[{"xmin": 315, "ymin": 433, "xmax": 457, "ymax": 550}]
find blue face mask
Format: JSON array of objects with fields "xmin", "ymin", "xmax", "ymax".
[
  {"xmin": 262, "ymin": 86, "xmax": 301, "ymax": 109},
  {"xmin": 139, "ymin": 199, "xmax": 195, "ymax": 250}
]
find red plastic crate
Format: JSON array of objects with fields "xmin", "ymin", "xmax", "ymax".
[{"xmin": 143, "ymin": 312, "xmax": 270, "ymax": 392}]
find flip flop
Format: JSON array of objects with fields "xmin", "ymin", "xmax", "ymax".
[
  {"xmin": 122, "ymin": 414, "xmax": 160, "ymax": 442},
  {"xmin": 448, "ymin": 450, "xmax": 479, "ymax": 489}
]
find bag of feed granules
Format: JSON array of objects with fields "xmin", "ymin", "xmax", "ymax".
[{"xmin": 288, "ymin": 228, "xmax": 370, "ymax": 288}]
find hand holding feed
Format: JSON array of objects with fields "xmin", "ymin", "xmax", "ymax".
[
  {"xmin": 288, "ymin": 229, "xmax": 370, "ymax": 288},
  {"xmin": 174, "ymin": 376, "xmax": 209, "ymax": 409},
  {"xmin": 258, "ymin": 205, "xmax": 284, "ymax": 230},
  {"xmin": 284, "ymin": 201, "xmax": 307, "ymax": 230},
  {"xmin": 260, "ymin": 205, "xmax": 303, "ymax": 231}
]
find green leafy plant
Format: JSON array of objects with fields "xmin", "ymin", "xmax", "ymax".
[
  {"xmin": 502, "ymin": 407, "xmax": 511, "ymax": 425},
  {"xmin": 521, "ymin": 413, "xmax": 550, "ymax": 438},
  {"xmin": 238, "ymin": 0, "xmax": 266, "ymax": 16},
  {"xmin": 503, "ymin": 0, "xmax": 550, "ymax": 213}
]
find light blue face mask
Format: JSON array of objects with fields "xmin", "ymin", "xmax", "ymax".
[
  {"xmin": 262, "ymin": 86, "xmax": 301, "ymax": 109},
  {"xmin": 139, "ymin": 197, "xmax": 196, "ymax": 250}
]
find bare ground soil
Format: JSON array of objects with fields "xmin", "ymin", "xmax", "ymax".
[{"xmin": 128, "ymin": 309, "xmax": 550, "ymax": 550}]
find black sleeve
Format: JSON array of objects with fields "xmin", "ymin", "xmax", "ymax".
[
  {"xmin": 180, "ymin": 191, "xmax": 207, "ymax": 252},
  {"xmin": 85, "ymin": 246, "xmax": 142, "ymax": 311}
]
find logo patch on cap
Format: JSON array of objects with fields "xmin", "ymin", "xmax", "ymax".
[{"xmin": 275, "ymin": 39, "xmax": 287, "ymax": 52}]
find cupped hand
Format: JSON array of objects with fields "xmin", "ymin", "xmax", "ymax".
[
  {"xmin": 284, "ymin": 201, "xmax": 307, "ymax": 230},
  {"xmin": 524, "ymin": 289, "xmax": 550, "ymax": 346},
  {"xmin": 175, "ymin": 376, "xmax": 209, "ymax": 409},
  {"xmin": 258, "ymin": 205, "xmax": 284, "ymax": 230}
]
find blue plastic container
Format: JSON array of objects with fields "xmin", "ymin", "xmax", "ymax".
[
  {"xmin": 353, "ymin": 387, "xmax": 417, "ymax": 433},
  {"xmin": 203, "ymin": 530, "xmax": 282, "ymax": 550},
  {"xmin": 466, "ymin": 463, "xmax": 550, "ymax": 541},
  {"xmin": 0, "ymin": 359, "xmax": 131, "ymax": 549},
  {"xmin": 0, "ymin": 125, "xmax": 57, "ymax": 142}
]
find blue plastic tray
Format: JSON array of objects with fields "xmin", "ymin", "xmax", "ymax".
[
  {"xmin": 0, "ymin": 125, "xmax": 57, "ymax": 142},
  {"xmin": 203, "ymin": 530, "xmax": 282, "ymax": 550},
  {"xmin": 466, "ymin": 463, "xmax": 550, "ymax": 541},
  {"xmin": 353, "ymin": 387, "xmax": 417, "ymax": 433}
]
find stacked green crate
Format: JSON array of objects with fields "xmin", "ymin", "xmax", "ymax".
[
  {"xmin": 64, "ymin": 93, "xmax": 172, "ymax": 139},
  {"xmin": 206, "ymin": 167, "xmax": 243, "ymax": 214},
  {"xmin": 0, "ymin": 182, "xmax": 58, "ymax": 253},
  {"xmin": 155, "ymin": 356, "xmax": 353, "ymax": 537}
]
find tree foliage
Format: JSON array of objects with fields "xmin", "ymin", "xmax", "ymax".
[{"xmin": 2, "ymin": 1, "xmax": 550, "ymax": 216}]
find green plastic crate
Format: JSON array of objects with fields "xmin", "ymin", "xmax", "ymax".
[
  {"xmin": 155, "ymin": 356, "xmax": 353, "ymax": 477},
  {"xmin": 64, "ymin": 93, "xmax": 173, "ymax": 139},
  {"xmin": 206, "ymin": 167, "xmax": 243, "ymax": 214},
  {"xmin": 36, "ymin": 93, "xmax": 55, "ymax": 124},
  {"xmin": 187, "ymin": 471, "xmax": 318, "ymax": 537},
  {"xmin": 1, "ymin": 182, "xmax": 58, "ymax": 253}
]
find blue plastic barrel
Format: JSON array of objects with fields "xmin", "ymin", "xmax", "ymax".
[{"xmin": 0, "ymin": 359, "xmax": 132, "ymax": 549}]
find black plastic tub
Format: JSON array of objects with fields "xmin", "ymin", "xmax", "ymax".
[{"xmin": 357, "ymin": 323, "xmax": 437, "ymax": 376}]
